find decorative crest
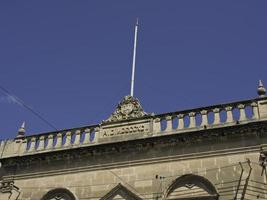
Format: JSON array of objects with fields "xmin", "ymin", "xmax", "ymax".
[{"xmin": 104, "ymin": 95, "xmax": 149, "ymax": 123}]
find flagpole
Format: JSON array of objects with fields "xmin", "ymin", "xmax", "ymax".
[{"xmin": 130, "ymin": 19, "xmax": 139, "ymax": 97}]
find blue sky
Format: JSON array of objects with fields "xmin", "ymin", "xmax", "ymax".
[{"xmin": 0, "ymin": 1, "xmax": 267, "ymax": 139}]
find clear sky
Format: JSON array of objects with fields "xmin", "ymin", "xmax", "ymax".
[{"xmin": 0, "ymin": 1, "xmax": 267, "ymax": 139}]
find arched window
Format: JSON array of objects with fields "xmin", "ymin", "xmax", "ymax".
[
  {"xmin": 164, "ymin": 174, "xmax": 219, "ymax": 200},
  {"xmin": 41, "ymin": 188, "xmax": 76, "ymax": 200}
]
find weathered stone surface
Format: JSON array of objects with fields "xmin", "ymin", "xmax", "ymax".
[{"xmin": 0, "ymin": 97, "xmax": 267, "ymax": 199}]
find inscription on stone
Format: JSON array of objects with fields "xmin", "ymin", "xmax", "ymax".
[{"xmin": 100, "ymin": 122, "xmax": 151, "ymax": 138}]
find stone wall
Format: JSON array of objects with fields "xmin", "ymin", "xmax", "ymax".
[
  {"xmin": 1, "ymin": 96, "xmax": 267, "ymax": 200},
  {"xmin": 3, "ymin": 151, "xmax": 266, "ymax": 200}
]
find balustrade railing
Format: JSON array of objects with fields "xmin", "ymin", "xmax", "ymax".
[
  {"xmin": 0, "ymin": 98, "xmax": 264, "ymax": 157},
  {"xmin": 153, "ymin": 99, "xmax": 259, "ymax": 133},
  {"xmin": 24, "ymin": 125, "xmax": 99, "ymax": 153}
]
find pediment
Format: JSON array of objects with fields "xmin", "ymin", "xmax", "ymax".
[{"xmin": 100, "ymin": 183, "xmax": 142, "ymax": 200}]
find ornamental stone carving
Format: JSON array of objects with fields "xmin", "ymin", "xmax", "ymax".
[
  {"xmin": 0, "ymin": 180, "xmax": 15, "ymax": 193},
  {"xmin": 0, "ymin": 179, "xmax": 20, "ymax": 199},
  {"xmin": 103, "ymin": 95, "xmax": 150, "ymax": 123}
]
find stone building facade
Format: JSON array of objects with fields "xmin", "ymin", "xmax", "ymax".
[{"xmin": 0, "ymin": 84, "xmax": 267, "ymax": 200}]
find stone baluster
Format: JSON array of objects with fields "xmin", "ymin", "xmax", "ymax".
[
  {"xmin": 189, "ymin": 112, "xmax": 196, "ymax": 128},
  {"xmin": 238, "ymin": 104, "xmax": 246, "ymax": 121},
  {"xmin": 54, "ymin": 133, "xmax": 62, "ymax": 148},
  {"xmin": 29, "ymin": 137, "xmax": 36, "ymax": 152},
  {"xmin": 64, "ymin": 131, "xmax": 72, "ymax": 147},
  {"xmin": 46, "ymin": 134, "xmax": 54, "ymax": 149},
  {"xmin": 74, "ymin": 130, "xmax": 81, "ymax": 145},
  {"xmin": 251, "ymin": 102, "xmax": 259, "ymax": 119},
  {"xmin": 93, "ymin": 127, "xmax": 100, "ymax": 143},
  {"xmin": 213, "ymin": 108, "xmax": 221, "ymax": 124},
  {"xmin": 19, "ymin": 139, "xmax": 28, "ymax": 154},
  {"xmin": 177, "ymin": 114, "xmax": 184, "ymax": 129},
  {"xmin": 83, "ymin": 128, "xmax": 91, "ymax": 144},
  {"xmin": 200, "ymin": 110, "xmax": 208, "ymax": 126},
  {"xmin": 165, "ymin": 116, "xmax": 173, "ymax": 132},
  {"xmin": 225, "ymin": 106, "xmax": 234, "ymax": 123},
  {"xmin": 37, "ymin": 136, "xmax": 45, "ymax": 151},
  {"xmin": 153, "ymin": 118, "xmax": 161, "ymax": 133}
]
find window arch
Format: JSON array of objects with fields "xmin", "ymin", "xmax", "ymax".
[
  {"xmin": 41, "ymin": 188, "xmax": 76, "ymax": 200},
  {"xmin": 164, "ymin": 174, "xmax": 219, "ymax": 200}
]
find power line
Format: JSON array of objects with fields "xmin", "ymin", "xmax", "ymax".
[{"xmin": 0, "ymin": 85, "xmax": 58, "ymax": 131}]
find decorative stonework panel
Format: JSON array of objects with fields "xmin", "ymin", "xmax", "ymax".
[
  {"xmin": 99, "ymin": 121, "xmax": 151, "ymax": 139},
  {"xmin": 0, "ymin": 179, "xmax": 20, "ymax": 200},
  {"xmin": 104, "ymin": 95, "xmax": 150, "ymax": 123}
]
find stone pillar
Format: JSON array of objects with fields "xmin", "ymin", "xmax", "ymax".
[
  {"xmin": 64, "ymin": 131, "xmax": 72, "ymax": 147},
  {"xmin": 37, "ymin": 136, "xmax": 45, "ymax": 151},
  {"xmin": 238, "ymin": 104, "xmax": 246, "ymax": 121},
  {"xmin": 94, "ymin": 127, "xmax": 100, "ymax": 143},
  {"xmin": 14, "ymin": 138, "xmax": 23, "ymax": 155},
  {"xmin": 29, "ymin": 137, "xmax": 36, "ymax": 152},
  {"xmin": 46, "ymin": 134, "xmax": 54, "ymax": 149},
  {"xmin": 257, "ymin": 99, "xmax": 267, "ymax": 119},
  {"xmin": 18, "ymin": 139, "xmax": 27, "ymax": 155},
  {"xmin": 83, "ymin": 128, "xmax": 91, "ymax": 144},
  {"xmin": 177, "ymin": 114, "xmax": 184, "ymax": 129},
  {"xmin": 74, "ymin": 130, "xmax": 81, "ymax": 145},
  {"xmin": 200, "ymin": 110, "xmax": 208, "ymax": 126},
  {"xmin": 225, "ymin": 106, "xmax": 234, "ymax": 123},
  {"xmin": 213, "ymin": 108, "xmax": 220, "ymax": 124},
  {"xmin": 55, "ymin": 133, "xmax": 62, "ymax": 148},
  {"xmin": 165, "ymin": 115, "xmax": 173, "ymax": 132},
  {"xmin": 189, "ymin": 112, "xmax": 196, "ymax": 128},
  {"xmin": 153, "ymin": 118, "xmax": 161, "ymax": 133},
  {"xmin": 251, "ymin": 102, "xmax": 259, "ymax": 119}
]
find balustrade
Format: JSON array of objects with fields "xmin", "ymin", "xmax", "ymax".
[
  {"xmin": 19, "ymin": 100, "xmax": 260, "ymax": 154},
  {"xmin": 23, "ymin": 126, "xmax": 99, "ymax": 153},
  {"xmin": 155, "ymin": 101, "xmax": 258, "ymax": 134}
]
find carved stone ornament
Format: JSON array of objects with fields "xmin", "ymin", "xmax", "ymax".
[
  {"xmin": 0, "ymin": 180, "xmax": 15, "ymax": 193},
  {"xmin": 0, "ymin": 179, "xmax": 20, "ymax": 200},
  {"xmin": 104, "ymin": 95, "xmax": 150, "ymax": 123}
]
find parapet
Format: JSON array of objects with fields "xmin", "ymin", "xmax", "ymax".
[{"xmin": 0, "ymin": 94, "xmax": 267, "ymax": 160}]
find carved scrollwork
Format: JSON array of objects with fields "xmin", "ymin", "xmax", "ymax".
[
  {"xmin": 0, "ymin": 179, "xmax": 20, "ymax": 199},
  {"xmin": 0, "ymin": 180, "xmax": 16, "ymax": 193},
  {"xmin": 103, "ymin": 95, "xmax": 150, "ymax": 123}
]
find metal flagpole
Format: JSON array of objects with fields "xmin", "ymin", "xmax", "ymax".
[{"xmin": 130, "ymin": 19, "xmax": 139, "ymax": 97}]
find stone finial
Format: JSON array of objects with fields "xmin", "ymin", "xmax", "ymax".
[
  {"xmin": 17, "ymin": 122, "xmax": 25, "ymax": 138},
  {"xmin": 257, "ymin": 80, "xmax": 266, "ymax": 97}
]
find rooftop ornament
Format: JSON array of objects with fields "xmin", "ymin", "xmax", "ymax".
[
  {"xmin": 103, "ymin": 95, "xmax": 150, "ymax": 123},
  {"xmin": 16, "ymin": 122, "xmax": 25, "ymax": 138},
  {"xmin": 257, "ymin": 80, "xmax": 266, "ymax": 98}
]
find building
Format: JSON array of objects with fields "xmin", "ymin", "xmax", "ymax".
[{"xmin": 0, "ymin": 82, "xmax": 266, "ymax": 200}]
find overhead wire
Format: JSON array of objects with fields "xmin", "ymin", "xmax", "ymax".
[{"xmin": 0, "ymin": 84, "xmax": 58, "ymax": 131}]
